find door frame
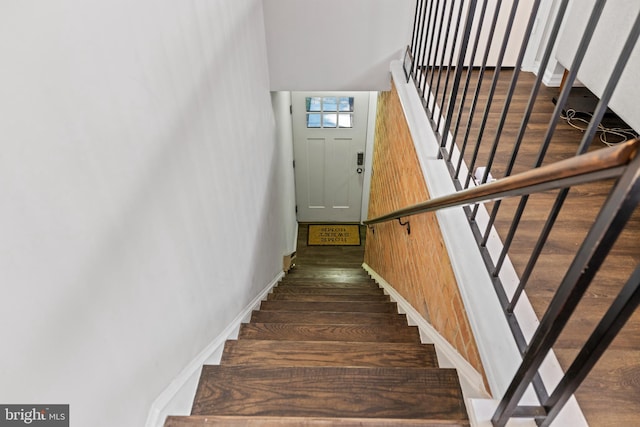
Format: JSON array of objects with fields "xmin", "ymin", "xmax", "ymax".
[
  {"xmin": 289, "ymin": 91, "xmax": 377, "ymax": 223},
  {"xmin": 359, "ymin": 91, "xmax": 377, "ymax": 222}
]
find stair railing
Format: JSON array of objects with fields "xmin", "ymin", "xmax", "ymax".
[
  {"xmin": 397, "ymin": 0, "xmax": 640, "ymax": 425},
  {"xmin": 364, "ymin": 138, "xmax": 640, "ymax": 426},
  {"xmin": 365, "ymin": 140, "xmax": 637, "ymax": 225}
]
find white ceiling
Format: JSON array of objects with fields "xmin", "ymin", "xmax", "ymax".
[{"xmin": 262, "ymin": 0, "xmax": 415, "ymax": 91}]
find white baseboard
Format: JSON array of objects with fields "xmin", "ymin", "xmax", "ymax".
[
  {"xmin": 542, "ymin": 67, "xmax": 564, "ymax": 87},
  {"xmin": 144, "ymin": 271, "xmax": 284, "ymax": 427},
  {"xmin": 467, "ymin": 398, "xmax": 537, "ymax": 427},
  {"xmin": 530, "ymin": 58, "xmax": 565, "ymax": 88},
  {"xmin": 363, "ymin": 263, "xmax": 490, "ymax": 402}
]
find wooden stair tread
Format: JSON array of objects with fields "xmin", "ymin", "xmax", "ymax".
[
  {"xmin": 221, "ymin": 340, "xmax": 438, "ymax": 367},
  {"xmin": 163, "ymin": 262, "xmax": 469, "ymax": 426},
  {"xmin": 250, "ymin": 310, "xmax": 409, "ymax": 325},
  {"xmin": 165, "ymin": 415, "xmax": 469, "ymax": 426},
  {"xmin": 277, "ymin": 280, "xmax": 379, "ymax": 288},
  {"xmin": 191, "ymin": 366, "xmax": 468, "ymax": 421},
  {"xmin": 285, "ymin": 275, "xmax": 371, "ymax": 280},
  {"xmin": 259, "ymin": 301, "xmax": 398, "ymax": 313},
  {"xmin": 286, "ymin": 268, "xmax": 370, "ymax": 277},
  {"xmin": 239, "ymin": 323, "xmax": 421, "ymax": 342},
  {"xmin": 267, "ymin": 293, "xmax": 390, "ymax": 302},
  {"xmin": 273, "ymin": 286, "xmax": 385, "ymax": 295},
  {"xmin": 287, "ymin": 267, "xmax": 368, "ymax": 273}
]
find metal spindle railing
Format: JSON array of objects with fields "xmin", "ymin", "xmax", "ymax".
[
  {"xmin": 480, "ymin": 0, "xmax": 569, "ymax": 249},
  {"xmin": 397, "ymin": 0, "xmax": 640, "ymax": 425},
  {"xmin": 469, "ymin": 0, "xmax": 541, "ymax": 219},
  {"xmin": 438, "ymin": 0, "xmax": 478, "ymax": 154},
  {"xmin": 492, "ymin": 150, "xmax": 640, "ymax": 427},
  {"xmin": 447, "ymin": 0, "xmax": 489, "ymax": 170}
]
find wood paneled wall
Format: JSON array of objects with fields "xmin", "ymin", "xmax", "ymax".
[{"xmin": 364, "ymin": 83, "xmax": 486, "ymax": 383}]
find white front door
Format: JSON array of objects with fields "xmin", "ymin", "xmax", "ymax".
[{"xmin": 292, "ymin": 92, "xmax": 369, "ymax": 223}]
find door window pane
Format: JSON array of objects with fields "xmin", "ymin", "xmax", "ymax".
[
  {"xmin": 306, "ymin": 97, "xmax": 321, "ymax": 112},
  {"xmin": 305, "ymin": 96, "xmax": 355, "ymax": 128},
  {"xmin": 307, "ymin": 113, "xmax": 321, "ymax": 128},
  {"xmin": 339, "ymin": 97, "xmax": 354, "ymax": 112},
  {"xmin": 338, "ymin": 113, "xmax": 353, "ymax": 128},
  {"xmin": 323, "ymin": 113, "xmax": 337, "ymax": 128},
  {"xmin": 322, "ymin": 97, "xmax": 338, "ymax": 112}
]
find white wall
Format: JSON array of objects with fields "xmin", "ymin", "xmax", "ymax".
[
  {"xmin": 0, "ymin": 1, "xmax": 295, "ymax": 426},
  {"xmin": 263, "ymin": 0, "xmax": 415, "ymax": 91},
  {"xmin": 555, "ymin": 0, "xmax": 640, "ymax": 131},
  {"xmin": 271, "ymin": 91, "xmax": 298, "ymax": 252},
  {"xmin": 360, "ymin": 91, "xmax": 379, "ymax": 222},
  {"xmin": 262, "ymin": 0, "xmax": 541, "ymax": 91},
  {"xmin": 442, "ymin": 0, "xmax": 537, "ymax": 68}
]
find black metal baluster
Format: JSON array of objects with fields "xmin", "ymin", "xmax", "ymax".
[
  {"xmin": 438, "ymin": 0, "xmax": 479, "ymax": 158},
  {"xmin": 422, "ymin": 0, "xmax": 441, "ymax": 103},
  {"xmin": 427, "ymin": 0, "xmax": 450, "ymax": 117},
  {"xmin": 492, "ymin": 151, "xmax": 640, "ymax": 426},
  {"xmin": 464, "ymin": 0, "xmax": 520, "ymax": 190},
  {"xmin": 507, "ymin": 9, "xmax": 640, "ymax": 312},
  {"xmin": 447, "ymin": 0, "xmax": 490, "ymax": 167},
  {"xmin": 481, "ymin": 0, "xmax": 570, "ymax": 247},
  {"xmin": 574, "ymin": 11, "xmax": 640, "ymax": 157},
  {"xmin": 410, "ymin": 0, "xmax": 423, "ymax": 68},
  {"xmin": 436, "ymin": 0, "xmax": 466, "ymax": 134},
  {"xmin": 540, "ymin": 263, "xmax": 640, "ymax": 427},
  {"xmin": 491, "ymin": 0, "xmax": 607, "ymax": 278},
  {"xmin": 415, "ymin": 0, "xmax": 430, "ymax": 91},
  {"xmin": 432, "ymin": 0, "xmax": 457, "ymax": 125},
  {"xmin": 453, "ymin": 0, "xmax": 504, "ymax": 180},
  {"xmin": 470, "ymin": 0, "xmax": 542, "ymax": 221}
]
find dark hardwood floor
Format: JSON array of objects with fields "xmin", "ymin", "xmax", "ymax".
[{"xmin": 293, "ymin": 223, "xmax": 367, "ymax": 269}]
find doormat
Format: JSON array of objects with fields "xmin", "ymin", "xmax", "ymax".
[{"xmin": 307, "ymin": 224, "xmax": 361, "ymax": 246}]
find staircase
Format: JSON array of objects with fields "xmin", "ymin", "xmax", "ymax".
[{"xmin": 164, "ymin": 265, "xmax": 469, "ymax": 426}]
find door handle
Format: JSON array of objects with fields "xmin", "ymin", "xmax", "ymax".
[{"xmin": 356, "ymin": 151, "xmax": 364, "ymax": 174}]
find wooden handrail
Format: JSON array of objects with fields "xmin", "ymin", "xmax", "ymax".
[{"xmin": 364, "ymin": 138, "xmax": 639, "ymax": 226}]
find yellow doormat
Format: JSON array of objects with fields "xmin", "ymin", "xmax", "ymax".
[{"xmin": 307, "ymin": 224, "xmax": 361, "ymax": 246}]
